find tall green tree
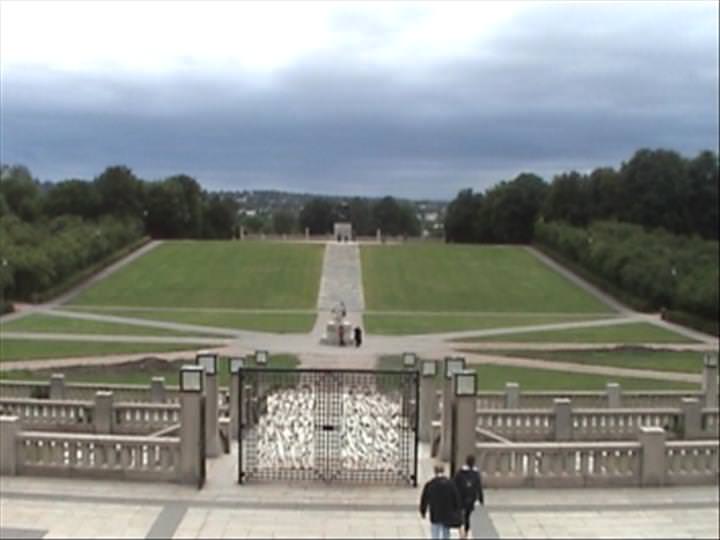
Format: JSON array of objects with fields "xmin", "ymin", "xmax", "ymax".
[
  {"xmin": 0, "ymin": 165, "xmax": 43, "ymax": 221},
  {"xmin": 94, "ymin": 165, "xmax": 144, "ymax": 218},
  {"xmin": 299, "ymin": 198, "xmax": 336, "ymax": 234}
]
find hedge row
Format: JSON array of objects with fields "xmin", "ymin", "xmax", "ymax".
[
  {"xmin": 534, "ymin": 221, "xmax": 719, "ymax": 327},
  {"xmin": 1, "ymin": 214, "xmax": 144, "ymax": 302}
]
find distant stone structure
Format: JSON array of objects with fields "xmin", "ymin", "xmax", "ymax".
[{"xmin": 333, "ymin": 222, "xmax": 352, "ymax": 242}]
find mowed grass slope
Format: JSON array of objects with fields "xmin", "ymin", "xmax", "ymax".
[
  {"xmin": 361, "ymin": 245, "xmax": 613, "ymax": 313},
  {"xmin": 69, "ymin": 241, "xmax": 324, "ymax": 309}
]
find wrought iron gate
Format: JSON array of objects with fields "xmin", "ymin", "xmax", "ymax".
[{"xmin": 238, "ymin": 368, "xmax": 419, "ymax": 485}]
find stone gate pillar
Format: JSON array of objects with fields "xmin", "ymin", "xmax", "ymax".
[
  {"xmin": 179, "ymin": 366, "xmax": 205, "ymax": 486},
  {"xmin": 419, "ymin": 360, "xmax": 438, "ymax": 443}
]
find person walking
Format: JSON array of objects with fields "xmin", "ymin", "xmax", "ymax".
[
  {"xmin": 452, "ymin": 455, "xmax": 485, "ymax": 539},
  {"xmin": 420, "ymin": 464, "xmax": 463, "ymax": 539},
  {"xmin": 354, "ymin": 326, "xmax": 362, "ymax": 347}
]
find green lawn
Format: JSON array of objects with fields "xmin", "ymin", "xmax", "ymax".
[
  {"xmin": 65, "ymin": 309, "xmax": 316, "ymax": 334},
  {"xmin": 0, "ymin": 314, "xmax": 219, "ymax": 337},
  {"xmin": 361, "ymin": 244, "xmax": 614, "ymax": 313},
  {"xmin": 376, "ymin": 356, "xmax": 697, "ymax": 391},
  {"xmin": 0, "ymin": 354, "xmax": 300, "ymax": 387},
  {"xmin": 364, "ymin": 313, "xmax": 610, "ymax": 335},
  {"xmin": 465, "ymin": 348, "xmax": 710, "ymax": 374},
  {"xmin": 0, "ymin": 339, "xmax": 215, "ymax": 362},
  {"xmin": 68, "ymin": 240, "xmax": 324, "ymax": 309},
  {"xmin": 456, "ymin": 322, "xmax": 696, "ymax": 344}
]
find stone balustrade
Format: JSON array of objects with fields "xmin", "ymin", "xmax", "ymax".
[
  {"xmin": 475, "ymin": 433, "xmax": 718, "ymax": 488},
  {"xmin": 113, "ymin": 402, "xmax": 181, "ymax": 434},
  {"xmin": 571, "ymin": 408, "xmax": 679, "ymax": 441},
  {"xmin": 665, "ymin": 440, "xmax": 719, "ymax": 485},
  {"xmin": 0, "ymin": 398, "xmax": 94, "ymax": 432},
  {"xmin": 1, "ymin": 377, "xmax": 229, "ymax": 405},
  {"xmin": 475, "ymin": 440, "xmax": 641, "ymax": 488},
  {"xmin": 475, "ymin": 409, "xmax": 555, "ymax": 441},
  {"xmin": 437, "ymin": 388, "xmax": 713, "ymax": 414},
  {"xmin": 16, "ymin": 430, "xmax": 181, "ymax": 482},
  {"xmin": 0, "ymin": 395, "xmax": 180, "ymax": 436}
]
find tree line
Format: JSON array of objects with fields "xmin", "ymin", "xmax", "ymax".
[
  {"xmin": 535, "ymin": 220, "xmax": 718, "ymax": 333},
  {"xmin": 442, "ymin": 147, "xmax": 718, "ymax": 331},
  {"xmin": 0, "ymin": 164, "xmax": 239, "ymax": 239},
  {"xmin": 444, "ymin": 148, "xmax": 718, "ymax": 243}
]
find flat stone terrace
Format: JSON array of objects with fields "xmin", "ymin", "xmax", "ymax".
[{"xmin": 1, "ymin": 443, "xmax": 717, "ymax": 539}]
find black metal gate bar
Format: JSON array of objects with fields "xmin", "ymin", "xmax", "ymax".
[{"xmin": 237, "ymin": 368, "xmax": 419, "ymax": 485}]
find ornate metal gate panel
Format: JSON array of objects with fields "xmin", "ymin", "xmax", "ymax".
[{"xmin": 238, "ymin": 369, "xmax": 419, "ymax": 485}]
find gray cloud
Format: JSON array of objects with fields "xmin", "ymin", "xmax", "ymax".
[{"xmin": 1, "ymin": 2, "xmax": 717, "ymax": 199}]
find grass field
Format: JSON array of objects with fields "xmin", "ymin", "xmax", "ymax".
[
  {"xmin": 361, "ymin": 245, "xmax": 614, "ymax": 313},
  {"xmin": 68, "ymin": 240, "xmax": 324, "ymax": 309},
  {"xmin": 455, "ymin": 322, "xmax": 696, "ymax": 344},
  {"xmin": 0, "ymin": 340, "xmax": 215, "ymax": 362},
  {"xmin": 0, "ymin": 354, "xmax": 300, "ymax": 387},
  {"xmin": 376, "ymin": 356, "xmax": 697, "ymax": 390},
  {"xmin": 65, "ymin": 308, "xmax": 316, "ymax": 333},
  {"xmin": 0, "ymin": 314, "xmax": 218, "ymax": 337},
  {"xmin": 463, "ymin": 347, "xmax": 711, "ymax": 374},
  {"xmin": 363, "ymin": 313, "xmax": 611, "ymax": 335}
]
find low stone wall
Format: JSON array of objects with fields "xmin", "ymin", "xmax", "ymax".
[
  {"xmin": 0, "ymin": 395, "xmax": 181, "ymax": 436},
  {"xmin": 475, "ymin": 428, "xmax": 718, "ymax": 488}
]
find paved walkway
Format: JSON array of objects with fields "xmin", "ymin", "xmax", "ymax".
[
  {"xmin": 312, "ymin": 242, "xmax": 366, "ymax": 347},
  {"xmin": 1, "ymin": 442, "xmax": 717, "ymax": 539}
]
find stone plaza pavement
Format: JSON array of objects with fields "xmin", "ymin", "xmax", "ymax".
[{"xmin": 1, "ymin": 443, "xmax": 718, "ymax": 539}]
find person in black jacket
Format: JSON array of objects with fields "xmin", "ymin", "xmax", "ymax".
[
  {"xmin": 420, "ymin": 464, "xmax": 463, "ymax": 539},
  {"xmin": 452, "ymin": 454, "xmax": 485, "ymax": 539}
]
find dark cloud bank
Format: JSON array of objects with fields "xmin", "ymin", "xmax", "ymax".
[{"xmin": 1, "ymin": 3, "xmax": 717, "ymax": 199}]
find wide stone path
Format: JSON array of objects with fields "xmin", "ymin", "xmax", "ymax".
[
  {"xmin": 311, "ymin": 242, "xmax": 366, "ymax": 345},
  {"xmin": 1, "ymin": 467, "xmax": 717, "ymax": 538}
]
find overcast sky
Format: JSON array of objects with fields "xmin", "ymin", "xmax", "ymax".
[{"xmin": 1, "ymin": 1, "xmax": 718, "ymax": 199}]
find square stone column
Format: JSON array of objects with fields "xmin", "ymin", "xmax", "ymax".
[
  {"xmin": 639, "ymin": 426, "xmax": 666, "ymax": 486},
  {"xmin": 504, "ymin": 382, "xmax": 520, "ymax": 409},
  {"xmin": 94, "ymin": 391, "xmax": 114, "ymax": 434},
  {"xmin": 440, "ymin": 377, "xmax": 453, "ymax": 460},
  {"xmin": 606, "ymin": 383, "xmax": 622, "ymax": 409},
  {"xmin": 49, "ymin": 374, "xmax": 65, "ymax": 400},
  {"xmin": 680, "ymin": 397, "xmax": 702, "ymax": 439},
  {"xmin": 230, "ymin": 373, "xmax": 240, "ymax": 440},
  {"xmin": 553, "ymin": 398, "xmax": 572, "ymax": 441},
  {"xmin": 179, "ymin": 392, "xmax": 205, "ymax": 485},
  {"xmin": 419, "ymin": 368, "xmax": 437, "ymax": 443},
  {"xmin": 204, "ymin": 373, "xmax": 221, "ymax": 458},
  {"xmin": 150, "ymin": 377, "xmax": 166, "ymax": 403},
  {"xmin": 702, "ymin": 354, "xmax": 718, "ymax": 409},
  {"xmin": 0, "ymin": 416, "xmax": 19, "ymax": 475},
  {"xmin": 451, "ymin": 396, "xmax": 478, "ymax": 477}
]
